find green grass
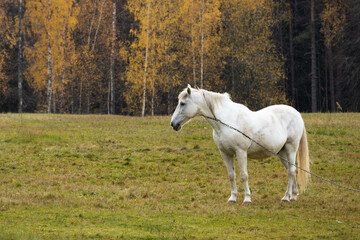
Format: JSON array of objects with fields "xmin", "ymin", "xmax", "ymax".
[{"xmin": 0, "ymin": 113, "xmax": 359, "ymax": 239}]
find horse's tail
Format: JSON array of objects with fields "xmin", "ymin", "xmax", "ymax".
[{"xmin": 297, "ymin": 125, "xmax": 310, "ymax": 192}]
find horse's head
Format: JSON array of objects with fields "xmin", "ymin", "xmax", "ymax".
[{"xmin": 171, "ymin": 84, "xmax": 202, "ymax": 131}]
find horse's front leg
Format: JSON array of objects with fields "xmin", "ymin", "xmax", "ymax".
[
  {"xmin": 236, "ymin": 150, "xmax": 251, "ymax": 203},
  {"xmin": 220, "ymin": 151, "xmax": 237, "ymax": 203}
]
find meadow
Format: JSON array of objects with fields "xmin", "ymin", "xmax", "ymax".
[{"xmin": 0, "ymin": 113, "xmax": 359, "ymax": 239}]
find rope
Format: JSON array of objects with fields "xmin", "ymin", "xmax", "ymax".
[{"xmin": 202, "ymin": 114, "xmax": 360, "ymax": 193}]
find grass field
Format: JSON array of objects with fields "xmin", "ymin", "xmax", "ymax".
[{"xmin": 0, "ymin": 113, "xmax": 359, "ymax": 239}]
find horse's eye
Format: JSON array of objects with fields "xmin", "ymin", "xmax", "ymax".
[{"xmin": 180, "ymin": 102, "xmax": 186, "ymax": 106}]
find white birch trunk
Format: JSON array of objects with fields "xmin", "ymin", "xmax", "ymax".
[
  {"xmin": 47, "ymin": 41, "xmax": 53, "ymax": 113},
  {"xmin": 109, "ymin": 1, "xmax": 116, "ymax": 115},
  {"xmin": 151, "ymin": 46, "xmax": 155, "ymax": 116},
  {"xmin": 82, "ymin": 2, "xmax": 96, "ymax": 114},
  {"xmin": 191, "ymin": 24, "xmax": 196, "ymax": 87},
  {"xmin": 61, "ymin": 20, "xmax": 68, "ymax": 113},
  {"xmin": 87, "ymin": 2, "xmax": 96, "ymax": 51},
  {"xmin": 200, "ymin": 0, "xmax": 205, "ymax": 89},
  {"xmin": 92, "ymin": 0, "xmax": 105, "ymax": 52},
  {"xmin": 46, "ymin": 0, "xmax": 53, "ymax": 114},
  {"xmin": 141, "ymin": 0, "xmax": 151, "ymax": 117}
]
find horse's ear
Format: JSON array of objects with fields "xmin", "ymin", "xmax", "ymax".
[{"xmin": 187, "ymin": 84, "xmax": 191, "ymax": 95}]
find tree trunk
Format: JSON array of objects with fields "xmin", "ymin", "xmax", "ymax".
[
  {"xmin": 53, "ymin": 91, "xmax": 56, "ymax": 113},
  {"xmin": 288, "ymin": 0, "xmax": 296, "ymax": 107},
  {"xmin": 151, "ymin": 84, "xmax": 155, "ymax": 116},
  {"xmin": 109, "ymin": 0, "xmax": 116, "ymax": 114},
  {"xmin": 46, "ymin": 40, "xmax": 53, "ymax": 114},
  {"xmin": 141, "ymin": 0, "xmax": 151, "ymax": 117},
  {"xmin": 107, "ymin": 81, "xmax": 110, "ymax": 114},
  {"xmin": 79, "ymin": 80, "xmax": 82, "ymax": 114},
  {"xmin": 17, "ymin": 0, "xmax": 23, "ymax": 113},
  {"xmin": 310, "ymin": 0, "xmax": 317, "ymax": 112},
  {"xmin": 87, "ymin": 2, "xmax": 96, "ymax": 51},
  {"xmin": 167, "ymin": 83, "xmax": 172, "ymax": 115},
  {"xmin": 231, "ymin": 55, "xmax": 235, "ymax": 97},
  {"xmin": 191, "ymin": 24, "xmax": 196, "ymax": 87},
  {"xmin": 151, "ymin": 43, "xmax": 156, "ymax": 116},
  {"xmin": 91, "ymin": 0, "xmax": 105, "ymax": 52},
  {"xmin": 335, "ymin": 47, "xmax": 342, "ymax": 110},
  {"xmin": 328, "ymin": 46, "xmax": 335, "ymax": 112},
  {"xmin": 200, "ymin": 0, "xmax": 205, "ymax": 89},
  {"xmin": 71, "ymin": 82, "xmax": 74, "ymax": 114},
  {"xmin": 82, "ymin": 2, "xmax": 96, "ymax": 114},
  {"xmin": 87, "ymin": 95, "xmax": 90, "ymax": 114},
  {"xmin": 46, "ymin": 0, "xmax": 53, "ymax": 114},
  {"xmin": 324, "ymin": 51, "xmax": 328, "ymax": 111},
  {"xmin": 61, "ymin": 20, "xmax": 68, "ymax": 113}
]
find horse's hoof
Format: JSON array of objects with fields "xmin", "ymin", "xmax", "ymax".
[
  {"xmin": 228, "ymin": 195, "xmax": 237, "ymax": 203},
  {"xmin": 243, "ymin": 195, "xmax": 252, "ymax": 204},
  {"xmin": 290, "ymin": 196, "xmax": 297, "ymax": 201},
  {"xmin": 242, "ymin": 200, "xmax": 252, "ymax": 205},
  {"xmin": 281, "ymin": 197, "xmax": 290, "ymax": 202}
]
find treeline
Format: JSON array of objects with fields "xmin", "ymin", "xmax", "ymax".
[{"xmin": 0, "ymin": 0, "xmax": 359, "ymax": 115}]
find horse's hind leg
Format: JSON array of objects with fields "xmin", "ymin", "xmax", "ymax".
[
  {"xmin": 220, "ymin": 151, "xmax": 238, "ymax": 203},
  {"xmin": 278, "ymin": 145, "xmax": 298, "ymax": 202},
  {"xmin": 236, "ymin": 150, "xmax": 251, "ymax": 203}
]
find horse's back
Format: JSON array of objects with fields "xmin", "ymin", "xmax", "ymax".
[
  {"xmin": 257, "ymin": 104, "xmax": 304, "ymax": 143},
  {"xmin": 243, "ymin": 105, "xmax": 304, "ymax": 158},
  {"xmin": 257, "ymin": 104, "xmax": 300, "ymax": 116},
  {"xmin": 257, "ymin": 105, "xmax": 303, "ymax": 125}
]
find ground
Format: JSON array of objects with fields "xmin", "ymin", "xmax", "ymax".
[{"xmin": 0, "ymin": 113, "xmax": 359, "ymax": 239}]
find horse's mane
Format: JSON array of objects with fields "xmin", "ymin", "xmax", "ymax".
[
  {"xmin": 179, "ymin": 87, "xmax": 231, "ymax": 114},
  {"xmin": 201, "ymin": 89, "xmax": 231, "ymax": 114}
]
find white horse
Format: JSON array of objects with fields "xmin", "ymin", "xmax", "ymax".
[{"xmin": 170, "ymin": 85, "xmax": 310, "ymax": 203}]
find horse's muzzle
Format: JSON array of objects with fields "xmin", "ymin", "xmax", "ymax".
[{"xmin": 171, "ymin": 121, "xmax": 181, "ymax": 131}]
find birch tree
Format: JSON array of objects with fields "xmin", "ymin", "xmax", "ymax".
[
  {"xmin": 141, "ymin": 0, "xmax": 151, "ymax": 117},
  {"xmin": 109, "ymin": 0, "xmax": 116, "ymax": 114},
  {"xmin": 25, "ymin": 0, "xmax": 77, "ymax": 113},
  {"xmin": 200, "ymin": 0, "xmax": 205, "ymax": 89},
  {"xmin": 17, "ymin": 0, "xmax": 24, "ymax": 113},
  {"xmin": 221, "ymin": 0, "xmax": 286, "ymax": 109},
  {"xmin": 73, "ymin": 0, "xmax": 113, "ymax": 114},
  {"xmin": 126, "ymin": 0, "xmax": 157, "ymax": 115},
  {"xmin": 179, "ymin": 0, "xmax": 222, "ymax": 90}
]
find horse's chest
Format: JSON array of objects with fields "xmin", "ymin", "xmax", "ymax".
[
  {"xmin": 216, "ymin": 140, "xmax": 234, "ymax": 154},
  {"xmin": 213, "ymin": 133, "xmax": 246, "ymax": 155}
]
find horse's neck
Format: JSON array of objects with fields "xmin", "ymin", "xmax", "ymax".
[{"xmin": 201, "ymin": 97, "xmax": 250, "ymax": 131}]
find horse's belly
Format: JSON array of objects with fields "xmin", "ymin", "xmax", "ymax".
[
  {"xmin": 247, "ymin": 148, "xmax": 273, "ymax": 159},
  {"xmin": 247, "ymin": 140, "xmax": 284, "ymax": 160}
]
